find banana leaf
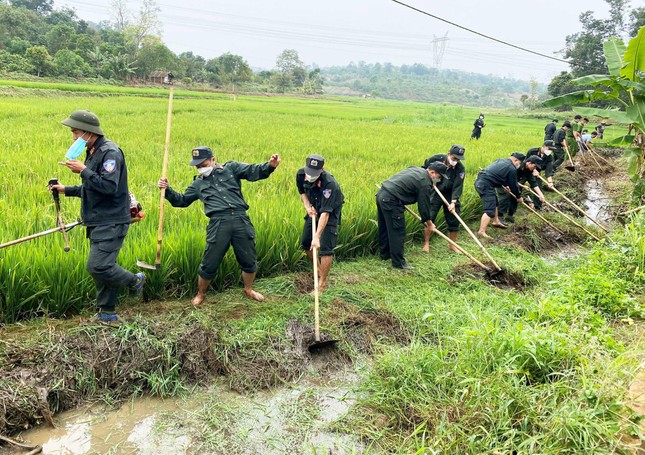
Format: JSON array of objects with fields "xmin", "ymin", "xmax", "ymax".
[
  {"xmin": 604, "ymin": 37, "xmax": 626, "ymax": 78},
  {"xmin": 621, "ymin": 26, "xmax": 645, "ymax": 82},
  {"xmin": 626, "ymin": 99, "xmax": 645, "ymax": 130}
]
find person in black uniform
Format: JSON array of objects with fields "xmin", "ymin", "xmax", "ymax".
[
  {"xmin": 158, "ymin": 146, "xmax": 280, "ymax": 306},
  {"xmin": 51, "ymin": 110, "xmax": 144, "ymax": 324},
  {"xmin": 527, "ymin": 139, "xmax": 557, "ymax": 193},
  {"xmin": 471, "ymin": 113, "xmax": 485, "ymax": 140},
  {"xmin": 544, "ymin": 119, "xmax": 558, "ymax": 141},
  {"xmin": 553, "ymin": 121, "xmax": 570, "ymax": 172},
  {"xmin": 376, "ymin": 162, "xmax": 450, "ymax": 270},
  {"xmin": 422, "ymin": 144, "xmax": 466, "ymax": 252},
  {"xmin": 497, "ymin": 155, "xmax": 545, "ymax": 223},
  {"xmin": 474, "ymin": 152, "xmax": 525, "ymax": 238},
  {"xmin": 296, "ymin": 154, "xmax": 344, "ymax": 292}
]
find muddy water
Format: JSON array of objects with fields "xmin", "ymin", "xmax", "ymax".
[
  {"xmin": 11, "ymin": 365, "xmax": 368, "ymax": 455},
  {"xmin": 584, "ymin": 180, "xmax": 613, "ymax": 226},
  {"xmin": 10, "ymin": 396, "xmax": 192, "ymax": 455}
]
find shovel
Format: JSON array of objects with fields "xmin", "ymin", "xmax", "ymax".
[
  {"xmin": 502, "ymin": 186, "xmax": 564, "ymax": 235},
  {"xmin": 400, "ymin": 203, "xmax": 495, "ymax": 276},
  {"xmin": 563, "ymin": 142, "xmax": 576, "ymax": 172},
  {"xmin": 519, "ymin": 183, "xmax": 601, "ymax": 241},
  {"xmin": 308, "ymin": 214, "xmax": 337, "ymax": 352},
  {"xmin": 537, "ymin": 175, "xmax": 609, "ymax": 233},
  {"xmin": 137, "ymin": 87, "xmax": 174, "ymax": 270},
  {"xmin": 432, "ymin": 184, "xmax": 503, "ymax": 274}
]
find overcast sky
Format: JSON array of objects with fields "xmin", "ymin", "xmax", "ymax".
[{"xmin": 57, "ymin": 0, "xmax": 616, "ymax": 82}]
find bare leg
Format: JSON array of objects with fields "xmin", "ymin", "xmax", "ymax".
[
  {"xmin": 491, "ymin": 208, "xmax": 507, "ymax": 229},
  {"xmin": 318, "ymin": 255, "xmax": 333, "ymax": 291},
  {"xmin": 242, "ymin": 271, "xmax": 264, "ymax": 301},
  {"xmin": 477, "ymin": 213, "xmax": 492, "ymax": 239},
  {"xmin": 423, "ymin": 230, "xmax": 432, "ymax": 253},
  {"xmin": 448, "ymin": 231, "xmax": 460, "ymax": 253},
  {"xmin": 191, "ymin": 276, "xmax": 211, "ymax": 307}
]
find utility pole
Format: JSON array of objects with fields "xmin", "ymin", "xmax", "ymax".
[{"xmin": 431, "ymin": 32, "xmax": 449, "ymax": 68}]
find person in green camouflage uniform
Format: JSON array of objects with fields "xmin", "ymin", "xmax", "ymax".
[{"xmin": 158, "ymin": 146, "xmax": 280, "ymax": 306}]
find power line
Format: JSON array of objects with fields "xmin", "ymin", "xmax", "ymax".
[{"xmin": 390, "ymin": 0, "xmax": 570, "ymax": 64}]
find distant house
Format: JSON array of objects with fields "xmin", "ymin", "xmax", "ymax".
[{"xmin": 149, "ymin": 71, "xmax": 174, "ymax": 84}]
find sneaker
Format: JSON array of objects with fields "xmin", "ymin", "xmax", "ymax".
[
  {"xmin": 393, "ymin": 262, "xmax": 414, "ymax": 271},
  {"xmin": 95, "ymin": 312, "xmax": 120, "ymax": 326},
  {"xmin": 505, "ymin": 214, "xmax": 515, "ymax": 223},
  {"xmin": 132, "ymin": 272, "xmax": 145, "ymax": 294}
]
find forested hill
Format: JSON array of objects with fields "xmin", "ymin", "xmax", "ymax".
[{"xmin": 321, "ymin": 62, "xmax": 541, "ymax": 107}]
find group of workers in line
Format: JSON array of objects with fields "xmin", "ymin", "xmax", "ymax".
[{"xmin": 49, "ymin": 109, "xmax": 580, "ymax": 323}]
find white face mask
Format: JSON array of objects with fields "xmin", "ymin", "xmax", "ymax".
[
  {"xmin": 431, "ymin": 177, "xmax": 441, "ymax": 184},
  {"xmin": 448, "ymin": 158, "xmax": 458, "ymax": 166},
  {"xmin": 304, "ymin": 173, "xmax": 319, "ymax": 183},
  {"xmin": 544, "ymin": 149, "xmax": 552, "ymax": 156},
  {"xmin": 515, "ymin": 163, "xmax": 521, "ymax": 169},
  {"xmin": 197, "ymin": 166, "xmax": 213, "ymax": 176}
]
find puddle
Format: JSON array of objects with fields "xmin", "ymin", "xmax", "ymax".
[
  {"xmin": 7, "ymin": 369, "xmax": 368, "ymax": 455},
  {"xmin": 584, "ymin": 180, "xmax": 613, "ymax": 226},
  {"xmin": 9, "ymin": 396, "xmax": 192, "ymax": 455}
]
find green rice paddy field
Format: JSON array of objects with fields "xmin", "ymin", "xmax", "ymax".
[{"xmin": 0, "ymin": 84, "xmax": 594, "ymax": 322}]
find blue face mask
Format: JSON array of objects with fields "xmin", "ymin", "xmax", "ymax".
[{"xmin": 65, "ymin": 134, "xmax": 88, "ymax": 159}]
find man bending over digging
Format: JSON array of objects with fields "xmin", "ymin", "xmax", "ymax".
[{"xmin": 158, "ymin": 146, "xmax": 280, "ymax": 306}]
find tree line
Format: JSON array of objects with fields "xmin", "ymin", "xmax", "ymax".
[{"xmin": 547, "ymin": 0, "xmax": 644, "ymax": 107}]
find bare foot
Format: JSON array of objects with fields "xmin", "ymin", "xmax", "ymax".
[
  {"xmin": 191, "ymin": 293, "xmax": 206, "ymax": 307},
  {"xmin": 448, "ymin": 245, "xmax": 461, "ymax": 254},
  {"xmin": 477, "ymin": 231, "xmax": 492, "ymax": 239},
  {"xmin": 245, "ymin": 289, "xmax": 265, "ymax": 302},
  {"xmin": 492, "ymin": 222, "xmax": 508, "ymax": 229},
  {"xmin": 422, "ymin": 244, "xmax": 430, "ymax": 253}
]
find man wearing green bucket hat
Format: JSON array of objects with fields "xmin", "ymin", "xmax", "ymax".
[{"xmin": 49, "ymin": 110, "xmax": 144, "ymax": 324}]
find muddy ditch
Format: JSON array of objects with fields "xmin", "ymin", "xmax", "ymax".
[{"xmin": 0, "ymin": 300, "xmax": 408, "ymax": 439}]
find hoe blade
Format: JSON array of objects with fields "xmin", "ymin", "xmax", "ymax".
[{"xmin": 136, "ymin": 259, "xmax": 159, "ymax": 270}]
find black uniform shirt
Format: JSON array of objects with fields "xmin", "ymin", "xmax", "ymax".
[
  {"xmin": 65, "ymin": 136, "xmax": 131, "ymax": 226},
  {"xmin": 381, "ymin": 167, "xmax": 447, "ymax": 223},
  {"xmin": 478, "ymin": 158, "xmax": 521, "ymax": 197},
  {"xmin": 554, "ymin": 128, "xmax": 567, "ymax": 147},
  {"xmin": 296, "ymin": 169, "xmax": 344, "ymax": 226},
  {"xmin": 165, "ymin": 161, "xmax": 275, "ymax": 217},
  {"xmin": 423, "ymin": 154, "xmax": 465, "ymax": 201},
  {"xmin": 517, "ymin": 163, "xmax": 538, "ymax": 188}
]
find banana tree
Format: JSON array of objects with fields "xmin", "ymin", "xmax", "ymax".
[{"xmin": 543, "ymin": 26, "xmax": 645, "ymax": 198}]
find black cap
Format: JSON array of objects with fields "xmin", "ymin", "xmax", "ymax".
[
  {"xmin": 526, "ymin": 155, "xmax": 543, "ymax": 165},
  {"xmin": 574, "ymin": 115, "xmax": 582, "ymax": 120},
  {"xmin": 552, "ymin": 119, "xmax": 558, "ymax": 122},
  {"xmin": 543, "ymin": 140, "xmax": 557, "ymax": 150},
  {"xmin": 511, "ymin": 152, "xmax": 526, "ymax": 161},
  {"xmin": 304, "ymin": 154, "xmax": 325, "ymax": 178},
  {"xmin": 563, "ymin": 121, "xmax": 572, "ymax": 128},
  {"xmin": 189, "ymin": 146, "xmax": 213, "ymax": 166},
  {"xmin": 448, "ymin": 144, "xmax": 466, "ymax": 161},
  {"xmin": 427, "ymin": 161, "xmax": 450, "ymax": 180}
]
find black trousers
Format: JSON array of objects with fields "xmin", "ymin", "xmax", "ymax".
[
  {"xmin": 86, "ymin": 224, "xmax": 135, "ymax": 313},
  {"xmin": 553, "ymin": 148, "xmax": 565, "ymax": 171},
  {"xmin": 376, "ymin": 188, "xmax": 407, "ymax": 268}
]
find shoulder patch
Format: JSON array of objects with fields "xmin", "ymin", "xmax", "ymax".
[
  {"xmin": 459, "ymin": 172, "xmax": 465, "ymax": 179},
  {"xmin": 103, "ymin": 159, "xmax": 116, "ymax": 173},
  {"xmin": 323, "ymin": 189, "xmax": 332, "ymax": 199}
]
